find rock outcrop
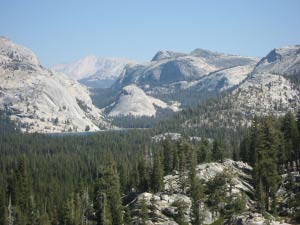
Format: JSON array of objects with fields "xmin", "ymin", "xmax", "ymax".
[
  {"xmin": 108, "ymin": 85, "xmax": 180, "ymax": 117},
  {"xmin": 0, "ymin": 36, "xmax": 109, "ymax": 133},
  {"xmin": 128, "ymin": 159, "xmax": 295, "ymax": 225}
]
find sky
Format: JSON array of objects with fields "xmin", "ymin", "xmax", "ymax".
[{"xmin": 0, "ymin": 0, "xmax": 299, "ymax": 67}]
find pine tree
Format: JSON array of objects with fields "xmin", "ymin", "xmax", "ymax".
[
  {"xmin": 94, "ymin": 191, "xmax": 110, "ymax": 225},
  {"xmin": 61, "ymin": 193, "xmax": 75, "ymax": 225},
  {"xmin": 256, "ymin": 179, "xmax": 266, "ymax": 213},
  {"xmin": 172, "ymin": 200, "xmax": 189, "ymax": 225},
  {"xmin": 282, "ymin": 112, "xmax": 299, "ymax": 170},
  {"xmin": 81, "ymin": 188, "xmax": 91, "ymax": 225},
  {"xmin": 138, "ymin": 159, "xmax": 150, "ymax": 192},
  {"xmin": 249, "ymin": 117, "xmax": 259, "ymax": 166},
  {"xmin": 14, "ymin": 157, "xmax": 31, "ymax": 224},
  {"xmin": 197, "ymin": 139, "xmax": 210, "ymax": 163},
  {"xmin": 212, "ymin": 140, "xmax": 224, "ymax": 162},
  {"xmin": 187, "ymin": 144, "xmax": 197, "ymax": 175},
  {"xmin": 253, "ymin": 118, "xmax": 281, "ymax": 212},
  {"xmin": 74, "ymin": 192, "xmax": 83, "ymax": 225},
  {"xmin": 177, "ymin": 141, "xmax": 186, "ymax": 172},
  {"xmin": 139, "ymin": 197, "xmax": 148, "ymax": 225},
  {"xmin": 190, "ymin": 178, "xmax": 204, "ymax": 225},
  {"xmin": 188, "ymin": 144, "xmax": 197, "ymax": 189},
  {"xmin": 178, "ymin": 141, "xmax": 187, "ymax": 193},
  {"xmin": 129, "ymin": 163, "xmax": 140, "ymax": 192},
  {"xmin": 206, "ymin": 173, "xmax": 226, "ymax": 216},
  {"xmin": 123, "ymin": 207, "xmax": 132, "ymax": 225},
  {"xmin": 119, "ymin": 163, "xmax": 129, "ymax": 193},
  {"xmin": 151, "ymin": 154, "xmax": 164, "ymax": 193},
  {"xmin": 173, "ymin": 144, "xmax": 180, "ymax": 171},
  {"xmin": 94, "ymin": 158, "xmax": 123, "ymax": 225},
  {"xmin": 162, "ymin": 139, "xmax": 174, "ymax": 174},
  {"xmin": 240, "ymin": 134, "xmax": 251, "ymax": 163},
  {"xmin": 28, "ymin": 194, "xmax": 37, "ymax": 225}
]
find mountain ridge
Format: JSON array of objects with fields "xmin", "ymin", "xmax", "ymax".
[
  {"xmin": 1, "ymin": 35, "xmax": 299, "ymax": 132},
  {"xmin": 107, "ymin": 45, "xmax": 300, "ymax": 129}
]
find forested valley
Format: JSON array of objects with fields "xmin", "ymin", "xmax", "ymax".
[{"xmin": 0, "ymin": 110, "xmax": 300, "ymax": 225}]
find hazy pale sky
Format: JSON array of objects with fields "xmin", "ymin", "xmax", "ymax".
[{"xmin": 1, "ymin": 0, "xmax": 299, "ymax": 67}]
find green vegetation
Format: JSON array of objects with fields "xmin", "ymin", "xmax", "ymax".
[
  {"xmin": 0, "ymin": 108, "xmax": 300, "ymax": 224},
  {"xmin": 240, "ymin": 111, "xmax": 300, "ymax": 220}
]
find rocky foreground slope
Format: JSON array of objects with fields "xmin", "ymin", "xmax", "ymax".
[
  {"xmin": 0, "ymin": 36, "xmax": 109, "ymax": 133},
  {"xmin": 128, "ymin": 159, "xmax": 296, "ymax": 225}
]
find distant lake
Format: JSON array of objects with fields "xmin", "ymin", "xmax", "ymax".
[{"xmin": 45, "ymin": 128, "xmax": 148, "ymax": 137}]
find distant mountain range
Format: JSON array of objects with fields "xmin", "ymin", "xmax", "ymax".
[
  {"xmin": 51, "ymin": 55, "xmax": 136, "ymax": 88},
  {"xmin": 96, "ymin": 49, "xmax": 259, "ymax": 117},
  {"xmin": 0, "ymin": 35, "xmax": 299, "ymax": 132},
  {"xmin": 114, "ymin": 49, "xmax": 258, "ymax": 90},
  {"xmin": 107, "ymin": 46, "xmax": 299, "ymax": 121}
]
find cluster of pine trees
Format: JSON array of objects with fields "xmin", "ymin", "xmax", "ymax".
[
  {"xmin": 1, "ymin": 109, "xmax": 300, "ymax": 224},
  {"xmin": 0, "ymin": 114, "xmax": 152, "ymax": 224},
  {"xmin": 0, "ymin": 108, "xmax": 238, "ymax": 225},
  {"xmin": 0, "ymin": 112, "xmax": 216, "ymax": 224},
  {"xmin": 240, "ymin": 111, "xmax": 300, "ymax": 218}
]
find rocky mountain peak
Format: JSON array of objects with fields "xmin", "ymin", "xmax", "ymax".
[
  {"xmin": 0, "ymin": 36, "xmax": 41, "ymax": 70},
  {"xmin": 190, "ymin": 48, "xmax": 224, "ymax": 59},
  {"xmin": 254, "ymin": 45, "xmax": 300, "ymax": 76},
  {"xmin": 151, "ymin": 50, "xmax": 187, "ymax": 61},
  {"xmin": 274, "ymin": 45, "xmax": 300, "ymax": 57},
  {"xmin": 262, "ymin": 45, "xmax": 300, "ymax": 63}
]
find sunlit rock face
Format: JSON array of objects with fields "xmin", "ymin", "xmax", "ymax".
[
  {"xmin": 108, "ymin": 85, "xmax": 180, "ymax": 117},
  {"xmin": 0, "ymin": 36, "xmax": 109, "ymax": 133}
]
